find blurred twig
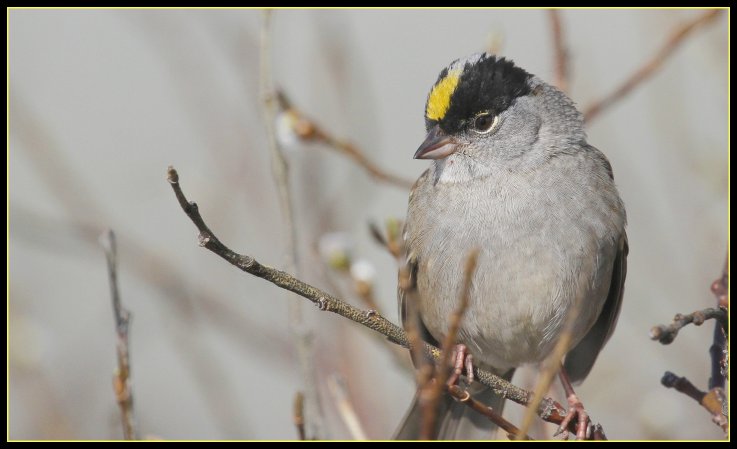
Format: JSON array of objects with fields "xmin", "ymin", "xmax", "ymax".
[
  {"xmin": 318, "ymin": 242, "xmax": 412, "ymax": 373},
  {"xmin": 654, "ymin": 255, "xmax": 729, "ymax": 436},
  {"xmin": 661, "ymin": 372, "xmax": 728, "ymax": 433},
  {"xmin": 584, "ymin": 9, "xmax": 723, "ymax": 122},
  {"xmin": 260, "ymin": 10, "xmax": 326, "ymax": 438},
  {"xmin": 276, "ymin": 91, "xmax": 414, "ymax": 189},
  {"xmin": 326, "ymin": 374, "xmax": 368, "ymax": 440},
  {"xmin": 100, "ymin": 230, "xmax": 136, "ymax": 440},
  {"xmin": 650, "ymin": 307, "xmax": 727, "ymax": 345},
  {"xmin": 420, "ymin": 250, "xmax": 478, "ymax": 439},
  {"xmin": 12, "ymin": 95, "xmax": 281, "ymax": 434},
  {"xmin": 167, "ymin": 166, "xmax": 582, "ymax": 433},
  {"xmin": 369, "ymin": 219, "xmax": 404, "ymax": 260},
  {"xmin": 260, "ymin": 11, "xmax": 300, "ymax": 277},
  {"xmin": 293, "ymin": 391, "xmax": 306, "ymax": 440},
  {"xmin": 548, "ymin": 9, "xmax": 569, "ymax": 94}
]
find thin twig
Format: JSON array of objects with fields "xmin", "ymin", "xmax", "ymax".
[
  {"xmin": 548, "ymin": 9, "xmax": 569, "ymax": 94},
  {"xmin": 293, "ymin": 391, "xmax": 306, "ymax": 440},
  {"xmin": 277, "ymin": 91, "xmax": 414, "ymax": 189},
  {"xmin": 326, "ymin": 374, "xmax": 368, "ymax": 440},
  {"xmin": 661, "ymin": 371, "xmax": 706, "ymax": 404},
  {"xmin": 420, "ymin": 250, "xmax": 479, "ymax": 439},
  {"xmin": 447, "ymin": 385, "xmax": 531, "ymax": 440},
  {"xmin": 313, "ymin": 240, "xmax": 412, "ymax": 373},
  {"xmin": 369, "ymin": 219, "xmax": 404, "ymax": 260},
  {"xmin": 260, "ymin": 10, "xmax": 325, "ymax": 438},
  {"xmin": 100, "ymin": 230, "xmax": 136, "ymax": 440},
  {"xmin": 584, "ymin": 9, "xmax": 723, "ymax": 122},
  {"xmin": 12, "ymin": 93, "xmax": 283, "ymax": 434},
  {"xmin": 650, "ymin": 307, "xmax": 727, "ymax": 345},
  {"xmin": 661, "ymin": 372, "xmax": 728, "ymax": 433},
  {"xmin": 655, "ymin": 256, "xmax": 729, "ymax": 436},
  {"xmin": 167, "ymin": 166, "xmax": 579, "ymax": 432},
  {"xmin": 486, "ymin": 30, "xmax": 505, "ymax": 56}
]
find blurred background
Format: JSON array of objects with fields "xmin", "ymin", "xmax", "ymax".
[{"xmin": 9, "ymin": 9, "xmax": 728, "ymax": 440}]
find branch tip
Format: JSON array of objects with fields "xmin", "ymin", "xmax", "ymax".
[{"xmin": 166, "ymin": 166, "xmax": 179, "ymax": 184}]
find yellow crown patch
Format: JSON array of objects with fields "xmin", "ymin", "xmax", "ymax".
[{"xmin": 426, "ymin": 70, "xmax": 461, "ymax": 122}]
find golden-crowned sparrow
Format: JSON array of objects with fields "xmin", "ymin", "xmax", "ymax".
[{"xmin": 395, "ymin": 53, "xmax": 628, "ymax": 440}]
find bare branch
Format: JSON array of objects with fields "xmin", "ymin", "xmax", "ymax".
[
  {"xmin": 661, "ymin": 371, "xmax": 706, "ymax": 403},
  {"xmin": 584, "ymin": 9, "xmax": 723, "ymax": 122},
  {"xmin": 548, "ymin": 10, "xmax": 569, "ymax": 94},
  {"xmin": 650, "ymin": 307, "xmax": 727, "ymax": 345},
  {"xmin": 100, "ymin": 230, "xmax": 136, "ymax": 440},
  {"xmin": 276, "ymin": 91, "xmax": 414, "ymax": 189},
  {"xmin": 655, "ymin": 255, "xmax": 729, "ymax": 436},
  {"xmin": 166, "ymin": 166, "xmax": 578, "ymax": 431},
  {"xmin": 661, "ymin": 372, "xmax": 728, "ymax": 433}
]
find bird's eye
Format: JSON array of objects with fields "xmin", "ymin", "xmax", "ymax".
[{"xmin": 472, "ymin": 113, "xmax": 497, "ymax": 134}]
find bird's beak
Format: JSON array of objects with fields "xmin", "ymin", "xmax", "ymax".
[{"xmin": 414, "ymin": 125, "xmax": 458, "ymax": 160}]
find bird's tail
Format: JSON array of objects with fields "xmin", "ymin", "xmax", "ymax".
[{"xmin": 394, "ymin": 369, "xmax": 515, "ymax": 440}]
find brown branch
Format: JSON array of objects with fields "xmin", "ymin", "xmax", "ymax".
[
  {"xmin": 100, "ymin": 230, "xmax": 136, "ymax": 440},
  {"xmin": 661, "ymin": 372, "xmax": 728, "ymax": 433},
  {"xmin": 167, "ymin": 166, "xmax": 579, "ymax": 433},
  {"xmin": 276, "ymin": 91, "xmax": 414, "ymax": 189},
  {"xmin": 447, "ymin": 385, "xmax": 531, "ymax": 440},
  {"xmin": 548, "ymin": 9, "xmax": 569, "ymax": 94},
  {"xmin": 583, "ymin": 9, "xmax": 723, "ymax": 122},
  {"xmin": 420, "ymin": 250, "xmax": 479, "ymax": 439},
  {"xmin": 315, "ymin": 241, "xmax": 412, "ymax": 373},
  {"xmin": 293, "ymin": 391, "xmax": 306, "ymax": 440},
  {"xmin": 650, "ymin": 307, "xmax": 727, "ymax": 345},
  {"xmin": 655, "ymin": 255, "xmax": 729, "ymax": 436},
  {"xmin": 661, "ymin": 371, "xmax": 706, "ymax": 404}
]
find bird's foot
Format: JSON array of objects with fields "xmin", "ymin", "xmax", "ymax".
[
  {"xmin": 447, "ymin": 344, "xmax": 474, "ymax": 386},
  {"xmin": 555, "ymin": 393, "xmax": 591, "ymax": 440}
]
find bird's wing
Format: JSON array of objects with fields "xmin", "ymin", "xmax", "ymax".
[
  {"xmin": 399, "ymin": 167, "xmax": 440, "ymax": 349},
  {"xmin": 564, "ymin": 232, "xmax": 628, "ymax": 383},
  {"xmin": 398, "ymin": 254, "xmax": 440, "ymax": 349}
]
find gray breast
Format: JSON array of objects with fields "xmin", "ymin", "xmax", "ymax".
[{"xmin": 404, "ymin": 154, "xmax": 624, "ymax": 370}]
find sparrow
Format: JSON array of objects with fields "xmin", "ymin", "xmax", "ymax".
[{"xmin": 395, "ymin": 53, "xmax": 627, "ymax": 440}]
